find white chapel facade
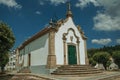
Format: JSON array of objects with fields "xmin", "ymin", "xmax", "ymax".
[{"xmin": 16, "ymin": 3, "xmax": 89, "ymax": 73}]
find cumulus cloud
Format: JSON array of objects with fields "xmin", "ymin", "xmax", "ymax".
[
  {"xmin": 39, "ymin": 0, "xmax": 44, "ymax": 5},
  {"xmin": 75, "ymin": 0, "xmax": 99, "ymax": 9},
  {"xmin": 35, "ymin": 11, "xmax": 41, "ymax": 15},
  {"xmin": 116, "ymin": 39, "xmax": 120, "ymax": 44},
  {"xmin": 93, "ymin": 0, "xmax": 120, "ymax": 31},
  {"xmin": 93, "ymin": 13, "xmax": 120, "ymax": 31},
  {"xmin": 49, "ymin": 0, "xmax": 67, "ymax": 6},
  {"xmin": 38, "ymin": 0, "xmax": 67, "ymax": 6},
  {"xmin": 76, "ymin": 0, "xmax": 120, "ymax": 31},
  {"xmin": 92, "ymin": 38, "xmax": 112, "ymax": 45},
  {"xmin": 0, "ymin": 0, "xmax": 22, "ymax": 9}
]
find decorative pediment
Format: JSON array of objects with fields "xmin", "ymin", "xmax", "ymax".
[
  {"xmin": 77, "ymin": 25, "xmax": 87, "ymax": 40},
  {"xmin": 50, "ymin": 18, "xmax": 69, "ymax": 32},
  {"xmin": 63, "ymin": 28, "xmax": 80, "ymax": 43}
]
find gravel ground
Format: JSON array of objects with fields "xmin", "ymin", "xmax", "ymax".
[
  {"xmin": 0, "ymin": 71, "xmax": 120, "ymax": 80},
  {"xmin": 1, "ymin": 75, "xmax": 120, "ymax": 80},
  {"xmin": 0, "ymin": 74, "xmax": 50, "ymax": 80},
  {"xmin": 115, "ymin": 78, "xmax": 120, "ymax": 80}
]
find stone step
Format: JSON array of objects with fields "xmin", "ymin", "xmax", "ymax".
[
  {"xmin": 52, "ymin": 65, "xmax": 102, "ymax": 75},
  {"xmin": 59, "ymin": 65, "xmax": 94, "ymax": 68},
  {"xmin": 54, "ymin": 69, "xmax": 101, "ymax": 72},
  {"xmin": 57, "ymin": 66, "xmax": 99, "ymax": 70},
  {"xmin": 58, "ymin": 67, "xmax": 97, "ymax": 70},
  {"xmin": 52, "ymin": 71, "xmax": 101, "ymax": 75},
  {"xmin": 59, "ymin": 65, "xmax": 90, "ymax": 67}
]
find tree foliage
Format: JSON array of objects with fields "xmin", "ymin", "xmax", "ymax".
[
  {"xmin": 93, "ymin": 52, "xmax": 110, "ymax": 69},
  {"xmin": 87, "ymin": 45, "xmax": 120, "ymax": 68},
  {"xmin": 0, "ymin": 52, "xmax": 9, "ymax": 72},
  {"xmin": 88, "ymin": 45, "xmax": 120, "ymax": 58},
  {"xmin": 0, "ymin": 21, "xmax": 15, "ymax": 72},
  {"xmin": 89, "ymin": 58, "xmax": 96, "ymax": 66},
  {"xmin": 0, "ymin": 22, "xmax": 15, "ymax": 51},
  {"xmin": 112, "ymin": 51, "xmax": 120, "ymax": 68}
]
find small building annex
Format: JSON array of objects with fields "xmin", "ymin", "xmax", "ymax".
[{"xmin": 16, "ymin": 3, "xmax": 89, "ymax": 74}]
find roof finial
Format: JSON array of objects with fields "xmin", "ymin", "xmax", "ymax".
[
  {"xmin": 66, "ymin": 1, "xmax": 73, "ymax": 18},
  {"xmin": 49, "ymin": 18, "xmax": 53, "ymax": 25},
  {"xmin": 68, "ymin": 1, "xmax": 71, "ymax": 11}
]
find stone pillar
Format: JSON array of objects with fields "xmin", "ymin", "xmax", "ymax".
[
  {"xmin": 63, "ymin": 36, "xmax": 67, "ymax": 65},
  {"xmin": 46, "ymin": 28, "xmax": 56, "ymax": 69},
  {"xmin": 84, "ymin": 40, "xmax": 89, "ymax": 65},
  {"xmin": 77, "ymin": 38, "xmax": 80, "ymax": 65}
]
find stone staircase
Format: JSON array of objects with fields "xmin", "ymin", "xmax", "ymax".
[
  {"xmin": 18, "ymin": 67, "xmax": 31, "ymax": 73},
  {"xmin": 52, "ymin": 65, "xmax": 103, "ymax": 75}
]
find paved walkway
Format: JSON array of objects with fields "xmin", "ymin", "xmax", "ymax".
[
  {"xmin": 36, "ymin": 71, "xmax": 120, "ymax": 80},
  {"xmin": 1, "ymin": 71, "xmax": 120, "ymax": 80}
]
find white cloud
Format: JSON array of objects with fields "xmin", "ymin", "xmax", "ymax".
[
  {"xmin": 75, "ymin": 0, "xmax": 99, "ymax": 9},
  {"xmin": 39, "ymin": 0, "xmax": 44, "ymax": 5},
  {"xmin": 76, "ymin": 0, "xmax": 120, "ymax": 31},
  {"xmin": 75, "ymin": 0, "xmax": 118, "ymax": 9},
  {"xmin": 35, "ymin": 11, "xmax": 41, "ymax": 15},
  {"xmin": 93, "ymin": 0, "xmax": 120, "ymax": 31},
  {"xmin": 116, "ymin": 39, "xmax": 120, "ymax": 44},
  {"xmin": 49, "ymin": 0, "xmax": 67, "ymax": 6},
  {"xmin": 38, "ymin": 0, "xmax": 67, "ymax": 6},
  {"xmin": 92, "ymin": 38, "xmax": 112, "ymax": 45},
  {"xmin": 93, "ymin": 13, "xmax": 120, "ymax": 31},
  {"xmin": 0, "ymin": 0, "xmax": 22, "ymax": 9}
]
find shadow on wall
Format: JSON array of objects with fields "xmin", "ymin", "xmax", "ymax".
[
  {"xmin": 29, "ymin": 34, "xmax": 48, "ymax": 51},
  {"xmin": 30, "ymin": 65, "xmax": 50, "ymax": 74}
]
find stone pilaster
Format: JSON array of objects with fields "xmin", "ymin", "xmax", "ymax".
[
  {"xmin": 63, "ymin": 36, "xmax": 67, "ymax": 65},
  {"xmin": 46, "ymin": 28, "xmax": 56, "ymax": 69},
  {"xmin": 84, "ymin": 40, "xmax": 89, "ymax": 65},
  {"xmin": 77, "ymin": 38, "xmax": 80, "ymax": 65}
]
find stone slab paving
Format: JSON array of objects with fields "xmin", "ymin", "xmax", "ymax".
[
  {"xmin": 84, "ymin": 71, "xmax": 120, "ymax": 80},
  {"xmin": 0, "ymin": 73, "xmax": 54, "ymax": 80},
  {"xmin": 49, "ymin": 71, "xmax": 120, "ymax": 80},
  {"xmin": 0, "ymin": 71, "xmax": 120, "ymax": 80}
]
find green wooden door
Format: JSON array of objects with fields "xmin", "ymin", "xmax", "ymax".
[{"xmin": 68, "ymin": 45, "xmax": 77, "ymax": 65}]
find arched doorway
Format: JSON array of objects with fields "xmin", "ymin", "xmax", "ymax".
[{"xmin": 68, "ymin": 45, "xmax": 77, "ymax": 65}]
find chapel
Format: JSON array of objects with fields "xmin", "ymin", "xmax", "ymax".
[{"xmin": 16, "ymin": 2, "xmax": 89, "ymax": 74}]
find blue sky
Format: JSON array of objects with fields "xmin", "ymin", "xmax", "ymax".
[{"xmin": 0, "ymin": 0, "xmax": 120, "ymax": 49}]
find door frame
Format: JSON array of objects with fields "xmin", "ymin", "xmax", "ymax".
[
  {"xmin": 67, "ymin": 43, "xmax": 78, "ymax": 65},
  {"xmin": 28, "ymin": 53, "xmax": 31, "ymax": 67}
]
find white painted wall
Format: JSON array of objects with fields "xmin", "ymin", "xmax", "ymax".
[
  {"xmin": 23, "ymin": 54, "xmax": 28, "ymax": 67},
  {"xmin": 18, "ymin": 54, "xmax": 23, "ymax": 64},
  {"xmin": 79, "ymin": 40, "xmax": 85, "ymax": 64},
  {"xmin": 30, "ymin": 34, "xmax": 49, "ymax": 66},
  {"xmin": 19, "ymin": 33, "xmax": 49, "ymax": 66},
  {"xmin": 55, "ymin": 17, "xmax": 86, "ymax": 65}
]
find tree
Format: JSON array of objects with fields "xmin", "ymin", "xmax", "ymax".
[
  {"xmin": 0, "ymin": 52, "xmax": 9, "ymax": 72},
  {"xmin": 112, "ymin": 51, "xmax": 120, "ymax": 68},
  {"xmin": 0, "ymin": 21, "xmax": 15, "ymax": 73},
  {"xmin": 89, "ymin": 58, "xmax": 96, "ymax": 66},
  {"xmin": 93, "ymin": 52, "xmax": 110, "ymax": 70}
]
